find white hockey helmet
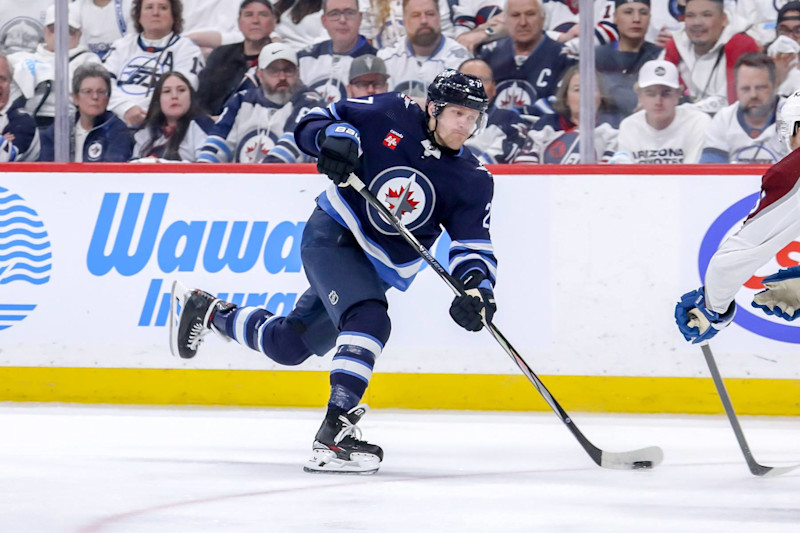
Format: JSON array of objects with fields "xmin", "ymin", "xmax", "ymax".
[{"xmin": 778, "ymin": 89, "xmax": 800, "ymax": 149}]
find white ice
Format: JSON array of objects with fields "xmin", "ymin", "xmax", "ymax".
[{"xmin": 2, "ymin": 404, "xmax": 799, "ymax": 533}]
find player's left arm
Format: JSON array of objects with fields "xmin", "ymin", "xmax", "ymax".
[{"xmin": 443, "ymin": 169, "xmax": 498, "ymax": 332}]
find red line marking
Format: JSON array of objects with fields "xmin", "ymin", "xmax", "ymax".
[{"xmin": 0, "ymin": 162, "xmax": 768, "ymax": 176}]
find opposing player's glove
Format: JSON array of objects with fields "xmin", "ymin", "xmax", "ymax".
[
  {"xmin": 449, "ymin": 271, "xmax": 496, "ymax": 332},
  {"xmin": 752, "ymin": 266, "xmax": 800, "ymax": 321},
  {"xmin": 317, "ymin": 122, "xmax": 361, "ymax": 185},
  {"xmin": 674, "ymin": 287, "xmax": 736, "ymax": 344}
]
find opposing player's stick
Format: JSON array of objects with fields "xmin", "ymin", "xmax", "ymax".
[
  {"xmin": 700, "ymin": 343, "xmax": 799, "ymax": 477},
  {"xmin": 347, "ymin": 174, "xmax": 663, "ymax": 470}
]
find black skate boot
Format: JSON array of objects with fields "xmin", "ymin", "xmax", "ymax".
[
  {"xmin": 169, "ymin": 281, "xmax": 235, "ymax": 359},
  {"xmin": 304, "ymin": 404, "xmax": 383, "ymax": 474}
]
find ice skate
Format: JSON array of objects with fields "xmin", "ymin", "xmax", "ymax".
[
  {"xmin": 169, "ymin": 280, "xmax": 234, "ymax": 359},
  {"xmin": 304, "ymin": 404, "xmax": 383, "ymax": 474}
]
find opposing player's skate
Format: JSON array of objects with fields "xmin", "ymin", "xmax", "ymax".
[
  {"xmin": 304, "ymin": 404, "xmax": 383, "ymax": 474},
  {"xmin": 169, "ymin": 280, "xmax": 234, "ymax": 359}
]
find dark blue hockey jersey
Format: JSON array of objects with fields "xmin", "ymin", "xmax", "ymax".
[
  {"xmin": 478, "ymin": 35, "xmax": 574, "ymax": 114},
  {"xmin": 295, "ymin": 92, "xmax": 497, "ymax": 291}
]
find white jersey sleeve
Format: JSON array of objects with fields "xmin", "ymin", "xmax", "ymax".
[{"xmin": 704, "ymin": 149, "xmax": 800, "ymax": 312}]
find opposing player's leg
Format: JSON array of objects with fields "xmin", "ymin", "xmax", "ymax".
[{"xmin": 301, "ymin": 208, "xmax": 391, "ymax": 474}]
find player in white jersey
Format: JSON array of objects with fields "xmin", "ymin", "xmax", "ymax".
[
  {"xmin": 377, "ymin": 0, "xmax": 471, "ymax": 100},
  {"xmin": 102, "ymin": 0, "xmax": 204, "ymax": 127},
  {"xmin": 613, "ymin": 60, "xmax": 710, "ymax": 163},
  {"xmin": 700, "ymin": 53, "xmax": 787, "ymax": 164},
  {"xmin": 76, "ymin": 0, "xmax": 134, "ymax": 60},
  {"xmin": 298, "ymin": 0, "xmax": 378, "ymax": 103},
  {"xmin": 675, "ymin": 89, "xmax": 800, "ymax": 343}
]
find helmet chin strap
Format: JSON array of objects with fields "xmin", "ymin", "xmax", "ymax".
[{"xmin": 425, "ymin": 112, "xmax": 459, "ymax": 155}]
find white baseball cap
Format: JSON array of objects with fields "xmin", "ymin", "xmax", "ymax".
[
  {"xmin": 45, "ymin": 5, "xmax": 82, "ymax": 30},
  {"xmin": 258, "ymin": 42, "xmax": 298, "ymax": 70},
  {"xmin": 638, "ymin": 60, "xmax": 680, "ymax": 89}
]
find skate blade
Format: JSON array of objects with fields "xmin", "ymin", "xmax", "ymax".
[
  {"xmin": 303, "ymin": 450, "xmax": 381, "ymax": 475},
  {"xmin": 169, "ymin": 280, "xmax": 190, "ymax": 358}
]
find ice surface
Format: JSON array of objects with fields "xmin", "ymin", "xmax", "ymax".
[{"xmin": 1, "ymin": 404, "xmax": 799, "ymax": 532}]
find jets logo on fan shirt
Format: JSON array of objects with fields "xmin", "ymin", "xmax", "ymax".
[
  {"xmin": 367, "ymin": 167, "xmax": 435, "ymax": 236},
  {"xmin": 495, "ymin": 80, "xmax": 536, "ymax": 110}
]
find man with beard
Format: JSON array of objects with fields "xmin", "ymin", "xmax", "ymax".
[
  {"xmin": 478, "ymin": 0, "xmax": 574, "ymax": 115},
  {"xmin": 699, "ymin": 53, "xmax": 787, "ymax": 164},
  {"xmin": 377, "ymin": 0, "xmax": 471, "ymax": 101},
  {"xmin": 196, "ymin": 42, "xmax": 321, "ymax": 163}
]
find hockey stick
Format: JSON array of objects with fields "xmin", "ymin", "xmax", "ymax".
[
  {"xmin": 700, "ymin": 343, "xmax": 799, "ymax": 477},
  {"xmin": 347, "ymin": 173, "xmax": 664, "ymax": 470}
]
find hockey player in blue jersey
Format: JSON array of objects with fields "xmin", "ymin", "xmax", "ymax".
[{"xmin": 169, "ymin": 70, "xmax": 498, "ymax": 474}]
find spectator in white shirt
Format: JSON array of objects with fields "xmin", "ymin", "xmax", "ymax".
[{"xmin": 613, "ymin": 59, "xmax": 711, "ymax": 163}]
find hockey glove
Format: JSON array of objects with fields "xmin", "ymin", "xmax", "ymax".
[
  {"xmin": 449, "ymin": 271, "xmax": 496, "ymax": 332},
  {"xmin": 752, "ymin": 266, "xmax": 800, "ymax": 321},
  {"xmin": 317, "ymin": 122, "xmax": 361, "ymax": 185},
  {"xmin": 674, "ymin": 287, "xmax": 736, "ymax": 344}
]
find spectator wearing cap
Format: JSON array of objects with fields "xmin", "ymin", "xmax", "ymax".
[
  {"xmin": 7, "ymin": 5, "xmax": 102, "ymax": 129},
  {"xmin": 346, "ymin": 54, "xmax": 389, "ymax": 97},
  {"xmin": 0, "ymin": 52, "xmax": 40, "ymax": 161},
  {"xmin": 699, "ymin": 52, "xmax": 787, "ymax": 163},
  {"xmin": 458, "ymin": 57, "xmax": 530, "ymax": 164},
  {"xmin": 297, "ymin": 0, "xmax": 377, "ymax": 103},
  {"xmin": 198, "ymin": 0, "xmax": 276, "ymax": 115},
  {"xmin": 39, "ymin": 63, "xmax": 134, "ymax": 162},
  {"xmin": 74, "ymin": 0, "xmax": 135, "ymax": 60},
  {"xmin": 197, "ymin": 42, "xmax": 321, "ymax": 162},
  {"xmin": 768, "ymin": 3, "xmax": 800, "ymax": 96},
  {"xmin": 102, "ymin": 0, "xmax": 205, "ymax": 128},
  {"xmin": 660, "ymin": 0, "xmax": 759, "ymax": 116},
  {"xmin": 596, "ymin": 0, "xmax": 663, "ymax": 125},
  {"xmin": 612, "ymin": 59, "xmax": 710, "ymax": 163}
]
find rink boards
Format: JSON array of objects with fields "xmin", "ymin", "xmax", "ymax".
[{"xmin": 1, "ymin": 163, "xmax": 799, "ymax": 415}]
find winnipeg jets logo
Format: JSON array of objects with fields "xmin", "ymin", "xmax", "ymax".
[
  {"xmin": 310, "ymin": 78, "xmax": 346, "ymax": 103},
  {"xmin": 237, "ymin": 130, "xmax": 277, "ymax": 162},
  {"xmin": 383, "ymin": 130, "xmax": 403, "ymax": 149},
  {"xmin": 368, "ymin": 167, "xmax": 436, "ymax": 235},
  {"xmin": 495, "ymin": 80, "xmax": 536, "ymax": 110}
]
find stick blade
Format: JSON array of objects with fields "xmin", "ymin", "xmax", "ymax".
[
  {"xmin": 754, "ymin": 463, "xmax": 800, "ymax": 477},
  {"xmin": 599, "ymin": 446, "xmax": 664, "ymax": 471}
]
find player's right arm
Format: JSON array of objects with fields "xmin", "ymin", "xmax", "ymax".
[{"xmin": 674, "ymin": 150, "xmax": 800, "ymax": 341}]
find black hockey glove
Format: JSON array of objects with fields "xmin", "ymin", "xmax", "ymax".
[
  {"xmin": 317, "ymin": 123, "xmax": 361, "ymax": 185},
  {"xmin": 449, "ymin": 271, "xmax": 496, "ymax": 332}
]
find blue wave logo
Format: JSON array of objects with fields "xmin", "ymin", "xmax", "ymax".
[{"xmin": 0, "ymin": 186, "xmax": 51, "ymax": 331}]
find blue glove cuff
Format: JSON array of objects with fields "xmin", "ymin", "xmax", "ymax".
[
  {"xmin": 324, "ymin": 122, "xmax": 360, "ymax": 144},
  {"xmin": 761, "ymin": 265, "xmax": 800, "ymax": 284}
]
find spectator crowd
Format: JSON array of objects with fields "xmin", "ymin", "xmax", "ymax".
[{"xmin": 0, "ymin": 0, "xmax": 798, "ymax": 164}]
